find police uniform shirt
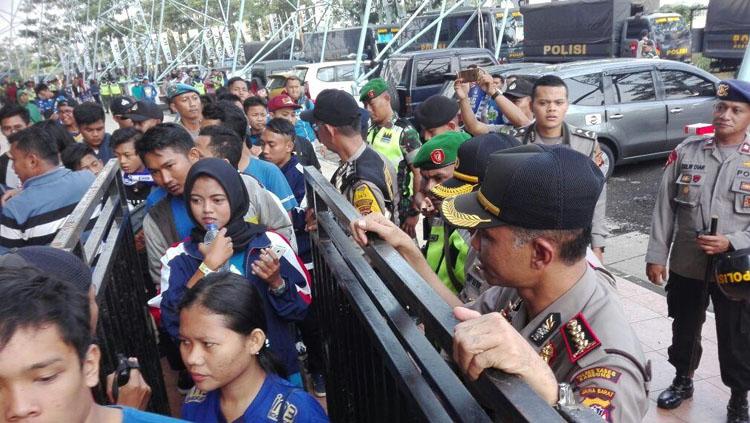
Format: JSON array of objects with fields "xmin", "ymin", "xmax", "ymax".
[
  {"xmin": 182, "ymin": 373, "xmax": 329, "ymax": 422},
  {"xmin": 331, "ymin": 143, "xmax": 399, "ymax": 223},
  {"xmin": 467, "ymin": 266, "xmax": 650, "ymax": 422},
  {"xmin": 499, "ymin": 122, "xmax": 609, "ymax": 249},
  {"xmin": 647, "ymin": 135, "xmax": 750, "ymax": 280}
]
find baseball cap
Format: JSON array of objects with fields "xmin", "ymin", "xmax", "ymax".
[
  {"xmin": 504, "ymin": 76, "xmax": 536, "ymax": 99},
  {"xmin": 441, "ymin": 144, "xmax": 604, "ymax": 230},
  {"xmin": 0, "ymin": 246, "xmax": 92, "ymax": 294},
  {"xmin": 124, "ymin": 101, "xmax": 164, "ymax": 122},
  {"xmin": 359, "ymin": 78, "xmax": 388, "ymax": 102},
  {"xmin": 110, "ymin": 96, "xmax": 136, "ymax": 116},
  {"xmin": 268, "ymin": 94, "xmax": 302, "ymax": 112},
  {"xmin": 300, "ymin": 89, "xmax": 360, "ymax": 127},
  {"xmin": 717, "ymin": 79, "xmax": 750, "ymax": 104},
  {"xmin": 415, "ymin": 95, "xmax": 459, "ymax": 130},
  {"xmin": 413, "ymin": 131, "xmax": 468, "ymax": 170},
  {"xmin": 431, "ymin": 133, "xmax": 520, "ymax": 200}
]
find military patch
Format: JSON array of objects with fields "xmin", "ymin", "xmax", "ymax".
[
  {"xmin": 680, "ymin": 174, "xmax": 692, "ymax": 183},
  {"xmin": 560, "ymin": 313, "xmax": 601, "ymax": 363},
  {"xmin": 539, "ymin": 341, "xmax": 556, "ymax": 365},
  {"xmin": 742, "ymin": 143, "xmax": 750, "ymax": 154},
  {"xmin": 579, "ymin": 387, "xmax": 616, "ymax": 422},
  {"xmin": 283, "ymin": 403, "xmax": 299, "ymax": 422},
  {"xmin": 664, "ymin": 149, "xmax": 677, "ymax": 168},
  {"xmin": 184, "ymin": 387, "xmax": 208, "ymax": 403},
  {"xmin": 529, "ymin": 312, "xmax": 561, "ymax": 346},
  {"xmin": 718, "ymin": 83, "xmax": 729, "ymax": 98},
  {"xmin": 353, "ymin": 184, "xmax": 381, "ymax": 215},
  {"xmin": 573, "ymin": 367, "xmax": 622, "ymax": 385},
  {"xmin": 367, "ymin": 89, "xmax": 376, "ymax": 99},
  {"xmin": 693, "ymin": 174, "xmax": 702, "ymax": 183},
  {"xmin": 430, "ymin": 148, "xmax": 446, "ymax": 165}
]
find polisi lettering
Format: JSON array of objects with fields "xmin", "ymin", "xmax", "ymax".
[{"xmin": 543, "ymin": 44, "xmax": 587, "ymax": 56}]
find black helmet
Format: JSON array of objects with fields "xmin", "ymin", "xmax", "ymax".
[{"xmin": 714, "ymin": 248, "xmax": 750, "ymax": 302}]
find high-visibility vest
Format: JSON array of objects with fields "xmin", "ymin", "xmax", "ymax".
[
  {"xmin": 425, "ymin": 219, "xmax": 468, "ymax": 294},
  {"xmin": 193, "ymin": 82, "xmax": 205, "ymax": 95},
  {"xmin": 100, "ymin": 84, "xmax": 111, "ymax": 96},
  {"xmin": 110, "ymin": 84, "xmax": 122, "ymax": 95}
]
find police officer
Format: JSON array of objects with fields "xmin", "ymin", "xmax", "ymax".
[
  {"xmin": 646, "ymin": 79, "xmax": 750, "ymax": 422},
  {"xmin": 412, "ymin": 131, "xmax": 467, "ymax": 294},
  {"xmin": 351, "ymin": 144, "xmax": 649, "ymax": 421},
  {"xmin": 301, "ymin": 89, "xmax": 399, "ymax": 221},
  {"xmin": 430, "ymin": 133, "xmax": 520, "ymax": 302},
  {"xmin": 496, "ymin": 75, "xmax": 608, "ymax": 261},
  {"xmin": 360, "ymin": 78, "xmax": 422, "ymax": 237},
  {"xmin": 414, "ymin": 94, "xmax": 469, "ymax": 141}
]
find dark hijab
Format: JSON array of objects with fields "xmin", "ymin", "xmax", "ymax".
[{"xmin": 184, "ymin": 158, "xmax": 265, "ymax": 252}]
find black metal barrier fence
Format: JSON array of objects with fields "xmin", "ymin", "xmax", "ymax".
[
  {"xmin": 51, "ymin": 160, "xmax": 169, "ymax": 415},
  {"xmin": 305, "ymin": 167, "xmax": 600, "ymax": 422}
]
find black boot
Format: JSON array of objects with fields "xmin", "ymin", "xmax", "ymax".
[
  {"xmin": 728, "ymin": 390, "xmax": 749, "ymax": 423},
  {"xmin": 657, "ymin": 375, "xmax": 694, "ymax": 409}
]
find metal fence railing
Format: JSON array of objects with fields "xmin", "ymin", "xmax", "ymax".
[
  {"xmin": 51, "ymin": 159, "xmax": 169, "ymax": 415},
  {"xmin": 305, "ymin": 166, "xmax": 600, "ymax": 422}
]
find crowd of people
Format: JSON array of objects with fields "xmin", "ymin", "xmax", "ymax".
[{"xmin": 0, "ymin": 60, "xmax": 749, "ymax": 423}]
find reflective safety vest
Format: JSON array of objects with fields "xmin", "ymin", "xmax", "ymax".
[
  {"xmin": 193, "ymin": 82, "xmax": 205, "ymax": 95},
  {"xmin": 110, "ymin": 84, "xmax": 122, "ymax": 95},
  {"xmin": 425, "ymin": 218, "xmax": 469, "ymax": 294},
  {"xmin": 100, "ymin": 84, "xmax": 111, "ymax": 96},
  {"xmin": 367, "ymin": 124, "xmax": 404, "ymax": 168}
]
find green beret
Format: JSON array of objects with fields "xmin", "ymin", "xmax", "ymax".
[
  {"xmin": 359, "ymin": 78, "xmax": 388, "ymax": 102},
  {"xmin": 413, "ymin": 131, "xmax": 470, "ymax": 170}
]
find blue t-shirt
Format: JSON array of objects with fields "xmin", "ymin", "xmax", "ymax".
[
  {"xmin": 181, "ymin": 373, "xmax": 329, "ymax": 422},
  {"xmin": 114, "ymin": 406, "xmax": 187, "ymax": 422},
  {"xmin": 242, "ymin": 159, "xmax": 297, "ymax": 211}
]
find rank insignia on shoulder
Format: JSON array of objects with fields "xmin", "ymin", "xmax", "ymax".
[
  {"xmin": 560, "ymin": 313, "xmax": 601, "ymax": 363},
  {"xmin": 703, "ymin": 138, "xmax": 715, "ymax": 149},
  {"xmin": 184, "ymin": 387, "xmax": 208, "ymax": 404},
  {"xmin": 574, "ymin": 128, "xmax": 596, "ymax": 140},
  {"xmin": 529, "ymin": 312, "xmax": 561, "ymax": 346},
  {"xmin": 539, "ymin": 341, "xmax": 556, "ymax": 365}
]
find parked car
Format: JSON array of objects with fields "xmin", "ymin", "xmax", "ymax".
[
  {"xmin": 508, "ymin": 58, "xmax": 718, "ymax": 176},
  {"xmin": 380, "ymin": 48, "xmax": 499, "ymax": 119},
  {"xmin": 293, "ymin": 60, "xmax": 372, "ymax": 100},
  {"xmin": 243, "ymin": 60, "xmax": 307, "ymax": 87},
  {"xmin": 265, "ymin": 71, "xmax": 297, "ymax": 100}
]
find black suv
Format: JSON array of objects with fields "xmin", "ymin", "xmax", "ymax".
[{"xmin": 380, "ymin": 48, "xmax": 498, "ymax": 118}]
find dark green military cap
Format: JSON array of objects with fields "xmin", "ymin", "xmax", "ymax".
[
  {"xmin": 359, "ymin": 78, "xmax": 389, "ymax": 102},
  {"xmin": 413, "ymin": 131, "xmax": 469, "ymax": 170}
]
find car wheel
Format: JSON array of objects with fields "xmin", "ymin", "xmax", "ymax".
[{"xmin": 599, "ymin": 142, "xmax": 615, "ymax": 179}]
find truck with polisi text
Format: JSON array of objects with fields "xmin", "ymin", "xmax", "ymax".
[
  {"xmin": 520, "ymin": 0, "xmax": 691, "ymax": 63},
  {"xmin": 702, "ymin": 0, "xmax": 750, "ymax": 71}
]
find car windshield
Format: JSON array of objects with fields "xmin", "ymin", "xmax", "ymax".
[
  {"xmin": 267, "ymin": 76, "xmax": 288, "ymax": 90},
  {"xmin": 295, "ymin": 67, "xmax": 308, "ymax": 81},
  {"xmin": 382, "ymin": 59, "xmax": 409, "ymax": 88},
  {"xmin": 652, "ymin": 16, "xmax": 689, "ymax": 38}
]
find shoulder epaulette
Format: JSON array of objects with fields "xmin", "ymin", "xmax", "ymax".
[
  {"xmin": 573, "ymin": 128, "xmax": 597, "ymax": 140},
  {"xmin": 560, "ymin": 313, "xmax": 601, "ymax": 363}
]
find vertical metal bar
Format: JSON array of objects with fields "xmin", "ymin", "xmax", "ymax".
[
  {"xmin": 447, "ymin": 9, "xmax": 477, "ymax": 49},
  {"xmin": 231, "ymin": 0, "xmax": 246, "ymax": 72},
  {"xmin": 199, "ymin": 0, "xmax": 210, "ymax": 66},
  {"xmin": 433, "ymin": 0, "xmax": 446, "ymax": 49},
  {"xmin": 494, "ymin": 3, "xmax": 511, "ymax": 59},
  {"xmin": 319, "ymin": 6, "xmax": 331, "ymax": 63},
  {"xmin": 289, "ymin": 0, "xmax": 301, "ymax": 60},
  {"xmin": 154, "ymin": 0, "xmax": 166, "ymax": 77},
  {"xmin": 92, "ymin": 0, "xmax": 103, "ymax": 78},
  {"xmin": 353, "ymin": 0, "xmax": 373, "ymax": 82}
]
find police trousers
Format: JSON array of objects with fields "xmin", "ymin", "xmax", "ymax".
[{"xmin": 666, "ymin": 272, "xmax": 750, "ymax": 390}]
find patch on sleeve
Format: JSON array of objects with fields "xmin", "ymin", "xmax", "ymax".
[
  {"xmin": 283, "ymin": 403, "xmax": 299, "ymax": 422},
  {"xmin": 573, "ymin": 367, "xmax": 622, "ymax": 385},
  {"xmin": 560, "ymin": 313, "xmax": 601, "ymax": 363},
  {"xmin": 529, "ymin": 312, "xmax": 561, "ymax": 346},
  {"xmin": 539, "ymin": 341, "xmax": 556, "ymax": 365},
  {"xmin": 352, "ymin": 184, "xmax": 382, "ymax": 215},
  {"xmin": 267, "ymin": 393, "xmax": 284, "ymax": 420},
  {"xmin": 579, "ymin": 387, "xmax": 616, "ymax": 422},
  {"xmin": 664, "ymin": 149, "xmax": 678, "ymax": 168},
  {"xmin": 184, "ymin": 387, "xmax": 208, "ymax": 403}
]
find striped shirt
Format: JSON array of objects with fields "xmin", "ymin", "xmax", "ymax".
[{"xmin": 0, "ymin": 167, "xmax": 95, "ymax": 250}]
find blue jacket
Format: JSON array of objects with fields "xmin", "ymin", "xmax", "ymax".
[
  {"xmin": 160, "ymin": 231, "xmax": 311, "ymax": 376},
  {"xmin": 279, "ymin": 156, "xmax": 310, "ymax": 264},
  {"xmin": 182, "ymin": 373, "xmax": 328, "ymax": 422}
]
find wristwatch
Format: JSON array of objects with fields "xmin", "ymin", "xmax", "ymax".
[
  {"xmin": 269, "ymin": 279, "xmax": 288, "ymax": 296},
  {"xmin": 491, "ymin": 88, "xmax": 503, "ymax": 100},
  {"xmin": 199, "ymin": 262, "xmax": 215, "ymax": 275}
]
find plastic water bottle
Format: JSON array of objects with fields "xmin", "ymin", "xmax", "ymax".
[{"xmin": 204, "ymin": 223, "xmax": 230, "ymax": 272}]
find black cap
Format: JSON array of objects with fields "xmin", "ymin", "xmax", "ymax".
[
  {"xmin": 124, "ymin": 100, "xmax": 164, "ymax": 122},
  {"xmin": 300, "ymin": 89, "xmax": 360, "ymax": 126},
  {"xmin": 415, "ymin": 95, "xmax": 459, "ymax": 130},
  {"xmin": 441, "ymin": 144, "xmax": 604, "ymax": 230},
  {"xmin": 0, "ymin": 246, "xmax": 92, "ymax": 294},
  {"xmin": 110, "ymin": 96, "xmax": 136, "ymax": 116},
  {"xmin": 504, "ymin": 76, "xmax": 536, "ymax": 99},
  {"xmin": 431, "ymin": 133, "xmax": 520, "ymax": 200}
]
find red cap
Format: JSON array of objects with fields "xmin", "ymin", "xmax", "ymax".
[{"xmin": 268, "ymin": 94, "xmax": 302, "ymax": 112}]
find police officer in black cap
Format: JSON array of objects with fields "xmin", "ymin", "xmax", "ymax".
[
  {"xmin": 647, "ymin": 79, "xmax": 750, "ymax": 421},
  {"xmin": 415, "ymin": 95, "xmax": 469, "ymax": 142},
  {"xmin": 350, "ymin": 144, "xmax": 649, "ymax": 421}
]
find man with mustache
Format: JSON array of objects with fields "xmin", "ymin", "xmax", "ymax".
[{"xmin": 646, "ymin": 79, "xmax": 750, "ymax": 422}]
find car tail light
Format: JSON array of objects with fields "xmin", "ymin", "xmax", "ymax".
[
  {"xmin": 685, "ymin": 123, "xmax": 714, "ymax": 136},
  {"xmin": 630, "ymin": 41, "xmax": 637, "ymax": 55}
]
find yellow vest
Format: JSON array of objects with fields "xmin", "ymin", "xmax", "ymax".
[
  {"xmin": 193, "ymin": 82, "xmax": 205, "ymax": 95},
  {"xmin": 110, "ymin": 84, "xmax": 122, "ymax": 95},
  {"xmin": 100, "ymin": 84, "xmax": 111, "ymax": 96}
]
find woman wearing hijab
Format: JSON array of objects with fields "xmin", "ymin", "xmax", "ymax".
[{"xmin": 160, "ymin": 158, "xmax": 312, "ymax": 387}]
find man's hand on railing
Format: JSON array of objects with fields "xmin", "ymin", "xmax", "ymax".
[
  {"xmin": 304, "ymin": 208, "xmax": 317, "ymax": 232},
  {"xmin": 452, "ymin": 307, "xmax": 559, "ymax": 405},
  {"xmin": 350, "ymin": 212, "xmax": 414, "ymax": 254},
  {"xmin": 106, "ymin": 361, "xmax": 152, "ymax": 410}
]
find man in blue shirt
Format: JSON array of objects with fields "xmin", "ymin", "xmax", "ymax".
[
  {"xmin": 0, "ymin": 126, "xmax": 95, "ymax": 251},
  {"xmin": 74, "ymin": 102, "xmax": 113, "ymax": 163},
  {"xmin": 283, "ymin": 76, "xmax": 316, "ymax": 142}
]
